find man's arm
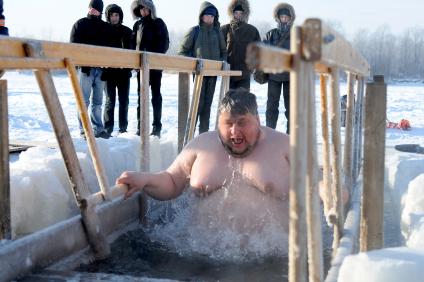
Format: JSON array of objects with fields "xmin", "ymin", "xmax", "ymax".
[{"xmin": 116, "ymin": 143, "xmax": 197, "ymax": 201}]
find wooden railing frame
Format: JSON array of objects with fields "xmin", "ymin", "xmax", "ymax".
[
  {"xmin": 0, "ymin": 37, "xmax": 241, "ymax": 261},
  {"xmin": 246, "ymin": 18, "xmax": 376, "ymax": 282}
]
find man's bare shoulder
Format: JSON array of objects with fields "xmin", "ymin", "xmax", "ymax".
[
  {"xmin": 261, "ymin": 126, "xmax": 290, "ymax": 145},
  {"xmin": 186, "ymin": 131, "xmax": 220, "ymax": 150}
]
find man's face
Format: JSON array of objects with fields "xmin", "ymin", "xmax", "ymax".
[
  {"xmin": 110, "ymin": 12, "xmax": 120, "ymax": 25},
  {"xmin": 218, "ymin": 111, "xmax": 260, "ymax": 158},
  {"xmin": 140, "ymin": 7, "xmax": 150, "ymax": 17},
  {"xmin": 279, "ymin": 15, "xmax": 291, "ymax": 24},
  {"xmin": 202, "ymin": 14, "xmax": 215, "ymax": 25},
  {"xmin": 233, "ymin": 11, "xmax": 243, "ymax": 21}
]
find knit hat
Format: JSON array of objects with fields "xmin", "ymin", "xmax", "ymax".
[
  {"xmin": 89, "ymin": 0, "xmax": 104, "ymax": 13},
  {"xmin": 278, "ymin": 8, "xmax": 291, "ymax": 17},
  {"xmin": 233, "ymin": 4, "xmax": 244, "ymax": 13},
  {"xmin": 202, "ymin": 6, "xmax": 217, "ymax": 17}
]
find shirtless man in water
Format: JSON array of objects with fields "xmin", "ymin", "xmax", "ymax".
[{"xmin": 116, "ymin": 88, "xmax": 290, "ymax": 205}]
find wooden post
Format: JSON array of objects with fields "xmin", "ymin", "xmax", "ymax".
[
  {"xmin": 329, "ymin": 68, "xmax": 344, "ymax": 251},
  {"xmin": 360, "ymin": 75, "xmax": 386, "ymax": 252},
  {"xmin": 140, "ymin": 53, "xmax": 150, "ymax": 172},
  {"xmin": 289, "ymin": 26, "xmax": 308, "ymax": 282},
  {"xmin": 24, "ymin": 42, "xmax": 110, "ymax": 259},
  {"xmin": 353, "ymin": 77, "xmax": 365, "ymax": 180},
  {"xmin": 319, "ymin": 75, "xmax": 334, "ymax": 219},
  {"xmin": 139, "ymin": 53, "xmax": 150, "ymax": 225},
  {"xmin": 65, "ymin": 59, "xmax": 111, "ymax": 201},
  {"xmin": 343, "ymin": 72, "xmax": 356, "ymax": 190},
  {"xmin": 178, "ymin": 73, "xmax": 190, "ymax": 152},
  {"xmin": 0, "ymin": 79, "xmax": 11, "ymax": 240},
  {"xmin": 215, "ymin": 62, "xmax": 230, "ymax": 130},
  {"xmin": 184, "ymin": 59, "xmax": 204, "ymax": 146},
  {"xmin": 306, "ymin": 66, "xmax": 324, "ymax": 282}
]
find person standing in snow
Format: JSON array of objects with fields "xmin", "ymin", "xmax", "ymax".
[
  {"xmin": 263, "ymin": 3, "xmax": 295, "ymax": 134},
  {"xmin": 179, "ymin": 2, "xmax": 227, "ymax": 134},
  {"xmin": 131, "ymin": 0, "xmax": 169, "ymax": 138},
  {"xmin": 102, "ymin": 4, "xmax": 133, "ymax": 136},
  {"xmin": 221, "ymin": 0, "xmax": 260, "ymax": 91},
  {"xmin": 70, "ymin": 0, "xmax": 111, "ymax": 139},
  {"xmin": 0, "ymin": 0, "xmax": 8, "ymax": 36}
]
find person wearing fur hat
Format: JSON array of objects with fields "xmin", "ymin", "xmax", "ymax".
[
  {"xmin": 70, "ymin": 0, "xmax": 111, "ymax": 139},
  {"xmin": 263, "ymin": 3, "xmax": 295, "ymax": 134},
  {"xmin": 179, "ymin": 2, "xmax": 227, "ymax": 134},
  {"xmin": 102, "ymin": 4, "xmax": 133, "ymax": 136},
  {"xmin": 221, "ymin": 0, "xmax": 260, "ymax": 91},
  {"xmin": 131, "ymin": 0, "xmax": 169, "ymax": 138}
]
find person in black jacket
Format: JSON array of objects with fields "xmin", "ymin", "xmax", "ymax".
[
  {"xmin": 263, "ymin": 3, "xmax": 295, "ymax": 134},
  {"xmin": 0, "ymin": 0, "xmax": 8, "ymax": 36},
  {"xmin": 0, "ymin": 0, "xmax": 8, "ymax": 78},
  {"xmin": 70, "ymin": 0, "xmax": 110, "ymax": 139},
  {"xmin": 102, "ymin": 4, "xmax": 133, "ymax": 136},
  {"xmin": 131, "ymin": 0, "xmax": 169, "ymax": 138}
]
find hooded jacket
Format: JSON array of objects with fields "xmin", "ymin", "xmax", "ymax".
[
  {"xmin": 131, "ymin": 0, "xmax": 169, "ymax": 54},
  {"xmin": 264, "ymin": 3, "xmax": 296, "ymax": 82},
  {"xmin": 70, "ymin": 11, "xmax": 111, "ymax": 75},
  {"xmin": 221, "ymin": 0, "xmax": 260, "ymax": 81},
  {"xmin": 102, "ymin": 4, "xmax": 133, "ymax": 80},
  {"xmin": 178, "ymin": 1, "xmax": 227, "ymax": 61}
]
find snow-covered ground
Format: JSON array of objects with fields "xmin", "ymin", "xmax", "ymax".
[{"xmin": 3, "ymin": 71, "xmax": 424, "ymax": 280}]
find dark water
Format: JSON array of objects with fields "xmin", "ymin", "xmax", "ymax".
[
  {"xmin": 77, "ymin": 229, "xmax": 289, "ymax": 281},
  {"xmin": 76, "ymin": 219, "xmax": 334, "ymax": 282}
]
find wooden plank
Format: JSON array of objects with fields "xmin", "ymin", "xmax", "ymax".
[
  {"xmin": 306, "ymin": 62, "xmax": 324, "ymax": 282},
  {"xmin": 215, "ymin": 62, "xmax": 230, "ymax": 130},
  {"xmin": 24, "ymin": 41, "xmax": 110, "ymax": 259},
  {"xmin": 325, "ymin": 183, "xmax": 362, "ymax": 282},
  {"xmin": 65, "ymin": 58, "xmax": 110, "ymax": 201},
  {"xmin": 319, "ymin": 75, "xmax": 334, "ymax": 220},
  {"xmin": 0, "ymin": 57, "xmax": 63, "ymax": 70},
  {"xmin": 303, "ymin": 19, "xmax": 370, "ymax": 76},
  {"xmin": 184, "ymin": 60, "xmax": 204, "ymax": 146},
  {"xmin": 0, "ymin": 79, "xmax": 11, "ymax": 240},
  {"xmin": 245, "ymin": 42, "xmax": 292, "ymax": 73},
  {"xmin": 139, "ymin": 53, "xmax": 150, "ymax": 226},
  {"xmin": 360, "ymin": 75, "xmax": 386, "ymax": 252},
  {"xmin": 329, "ymin": 68, "xmax": 344, "ymax": 252},
  {"xmin": 0, "ymin": 37, "xmax": 242, "ymax": 76},
  {"xmin": 343, "ymin": 73, "xmax": 356, "ymax": 190},
  {"xmin": 0, "ymin": 194, "xmax": 140, "ymax": 281},
  {"xmin": 353, "ymin": 77, "xmax": 365, "ymax": 180},
  {"xmin": 289, "ymin": 26, "xmax": 308, "ymax": 282},
  {"xmin": 178, "ymin": 73, "xmax": 190, "ymax": 152}
]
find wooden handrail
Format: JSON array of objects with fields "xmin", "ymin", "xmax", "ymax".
[{"xmin": 0, "ymin": 37, "xmax": 241, "ymax": 76}]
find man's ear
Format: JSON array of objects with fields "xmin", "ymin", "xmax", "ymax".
[{"xmin": 256, "ymin": 115, "xmax": 260, "ymax": 124}]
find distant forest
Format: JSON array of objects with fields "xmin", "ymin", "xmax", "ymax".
[{"xmin": 168, "ymin": 21, "xmax": 424, "ymax": 82}]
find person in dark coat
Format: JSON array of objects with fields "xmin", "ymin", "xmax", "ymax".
[
  {"xmin": 102, "ymin": 4, "xmax": 133, "ymax": 136},
  {"xmin": 179, "ymin": 1, "xmax": 227, "ymax": 134},
  {"xmin": 263, "ymin": 3, "xmax": 295, "ymax": 134},
  {"xmin": 221, "ymin": 0, "xmax": 260, "ymax": 91},
  {"xmin": 0, "ymin": 0, "xmax": 8, "ymax": 78},
  {"xmin": 0, "ymin": 0, "xmax": 8, "ymax": 36},
  {"xmin": 131, "ymin": 0, "xmax": 169, "ymax": 138},
  {"xmin": 70, "ymin": 0, "xmax": 111, "ymax": 139}
]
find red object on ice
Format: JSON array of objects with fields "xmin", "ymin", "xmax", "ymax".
[{"xmin": 386, "ymin": 119, "xmax": 411, "ymax": 130}]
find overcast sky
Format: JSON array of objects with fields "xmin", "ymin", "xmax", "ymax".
[{"xmin": 4, "ymin": 0, "xmax": 424, "ymax": 41}]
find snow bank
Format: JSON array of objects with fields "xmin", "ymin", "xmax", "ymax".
[
  {"xmin": 9, "ymin": 134, "xmax": 177, "ymax": 238},
  {"xmin": 338, "ymin": 247, "xmax": 424, "ymax": 282},
  {"xmin": 338, "ymin": 151, "xmax": 424, "ymax": 281}
]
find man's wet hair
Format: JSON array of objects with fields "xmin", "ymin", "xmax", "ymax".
[{"xmin": 218, "ymin": 88, "xmax": 258, "ymax": 116}]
